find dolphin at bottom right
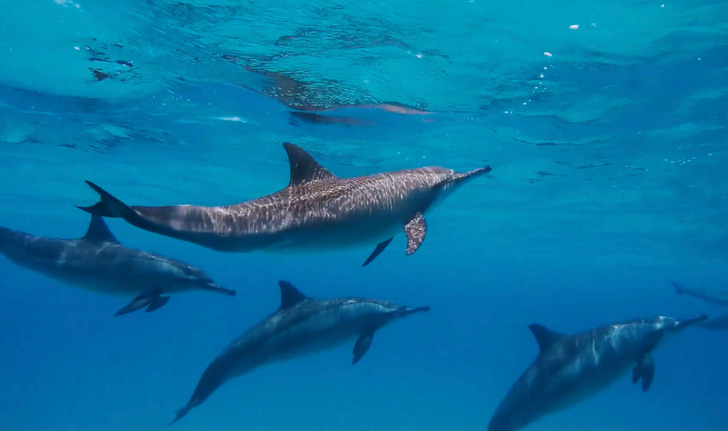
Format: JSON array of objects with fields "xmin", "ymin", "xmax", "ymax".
[{"xmin": 488, "ymin": 314, "xmax": 706, "ymax": 431}]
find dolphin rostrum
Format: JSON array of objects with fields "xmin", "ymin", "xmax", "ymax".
[
  {"xmin": 488, "ymin": 314, "xmax": 707, "ymax": 431},
  {"xmin": 79, "ymin": 142, "xmax": 491, "ymax": 266},
  {"xmin": 170, "ymin": 280, "xmax": 430, "ymax": 423},
  {"xmin": 672, "ymin": 281, "xmax": 728, "ymax": 307},
  {"xmin": 0, "ymin": 215, "xmax": 234, "ymax": 315},
  {"xmin": 695, "ymin": 314, "xmax": 728, "ymax": 330}
]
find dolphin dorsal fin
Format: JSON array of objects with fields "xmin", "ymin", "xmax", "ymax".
[
  {"xmin": 283, "ymin": 142, "xmax": 336, "ymax": 186},
  {"xmin": 82, "ymin": 215, "xmax": 120, "ymax": 244},
  {"xmin": 278, "ymin": 280, "xmax": 309, "ymax": 309},
  {"xmin": 528, "ymin": 324, "xmax": 564, "ymax": 352}
]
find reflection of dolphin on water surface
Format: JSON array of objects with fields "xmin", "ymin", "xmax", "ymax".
[
  {"xmin": 80, "ymin": 142, "xmax": 491, "ymax": 266},
  {"xmin": 0, "ymin": 215, "xmax": 234, "ymax": 315}
]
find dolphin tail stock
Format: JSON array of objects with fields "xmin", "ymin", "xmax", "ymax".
[
  {"xmin": 671, "ymin": 281, "xmax": 686, "ymax": 295},
  {"xmin": 676, "ymin": 314, "xmax": 708, "ymax": 330},
  {"xmin": 77, "ymin": 181, "xmax": 135, "ymax": 220}
]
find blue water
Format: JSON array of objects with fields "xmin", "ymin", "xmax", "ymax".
[{"xmin": 1, "ymin": 0, "xmax": 727, "ymax": 430}]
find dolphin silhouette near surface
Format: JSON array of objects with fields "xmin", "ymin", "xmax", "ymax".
[
  {"xmin": 79, "ymin": 142, "xmax": 491, "ymax": 266},
  {"xmin": 671, "ymin": 281, "xmax": 728, "ymax": 307},
  {"xmin": 488, "ymin": 314, "xmax": 707, "ymax": 431},
  {"xmin": 170, "ymin": 280, "xmax": 430, "ymax": 424},
  {"xmin": 0, "ymin": 215, "xmax": 234, "ymax": 315}
]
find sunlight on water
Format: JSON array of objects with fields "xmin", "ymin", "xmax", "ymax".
[{"xmin": 0, "ymin": 1, "xmax": 726, "ymax": 430}]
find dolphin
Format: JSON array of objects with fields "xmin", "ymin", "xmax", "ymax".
[
  {"xmin": 78, "ymin": 142, "xmax": 491, "ymax": 266},
  {"xmin": 696, "ymin": 314, "xmax": 728, "ymax": 330},
  {"xmin": 672, "ymin": 281, "xmax": 728, "ymax": 307},
  {"xmin": 488, "ymin": 314, "xmax": 707, "ymax": 431},
  {"xmin": 170, "ymin": 280, "xmax": 430, "ymax": 423},
  {"xmin": 0, "ymin": 215, "xmax": 235, "ymax": 315}
]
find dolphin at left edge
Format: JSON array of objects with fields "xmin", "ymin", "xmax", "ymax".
[{"xmin": 0, "ymin": 214, "xmax": 235, "ymax": 316}]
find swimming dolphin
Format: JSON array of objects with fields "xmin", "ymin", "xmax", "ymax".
[
  {"xmin": 488, "ymin": 314, "xmax": 707, "ymax": 431},
  {"xmin": 695, "ymin": 314, "xmax": 728, "ymax": 330},
  {"xmin": 79, "ymin": 142, "xmax": 491, "ymax": 266},
  {"xmin": 0, "ymin": 215, "xmax": 234, "ymax": 315},
  {"xmin": 672, "ymin": 281, "xmax": 728, "ymax": 307},
  {"xmin": 170, "ymin": 280, "xmax": 430, "ymax": 423}
]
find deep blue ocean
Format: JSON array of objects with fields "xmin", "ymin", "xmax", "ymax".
[{"xmin": 1, "ymin": 1, "xmax": 727, "ymax": 430}]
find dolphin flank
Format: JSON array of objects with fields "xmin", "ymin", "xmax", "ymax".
[
  {"xmin": 79, "ymin": 142, "xmax": 491, "ymax": 266},
  {"xmin": 488, "ymin": 314, "xmax": 707, "ymax": 431},
  {"xmin": 0, "ymin": 215, "xmax": 234, "ymax": 315},
  {"xmin": 170, "ymin": 280, "xmax": 430, "ymax": 424}
]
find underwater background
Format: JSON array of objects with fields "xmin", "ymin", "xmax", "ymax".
[{"xmin": 1, "ymin": 0, "xmax": 727, "ymax": 430}]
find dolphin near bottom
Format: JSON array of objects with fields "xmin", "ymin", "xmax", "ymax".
[
  {"xmin": 0, "ymin": 215, "xmax": 235, "ymax": 315},
  {"xmin": 170, "ymin": 280, "xmax": 431, "ymax": 423},
  {"xmin": 488, "ymin": 314, "xmax": 707, "ymax": 431},
  {"xmin": 79, "ymin": 142, "xmax": 491, "ymax": 266}
]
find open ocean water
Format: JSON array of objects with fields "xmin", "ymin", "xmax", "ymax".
[{"xmin": 1, "ymin": 1, "xmax": 727, "ymax": 430}]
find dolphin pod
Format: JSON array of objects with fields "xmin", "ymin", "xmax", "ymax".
[
  {"xmin": 0, "ymin": 141, "xmax": 712, "ymax": 428},
  {"xmin": 79, "ymin": 142, "xmax": 491, "ymax": 266},
  {"xmin": 170, "ymin": 280, "xmax": 430, "ymax": 423},
  {"xmin": 488, "ymin": 315, "xmax": 707, "ymax": 431},
  {"xmin": 0, "ymin": 215, "xmax": 234, "ymax": 315}
]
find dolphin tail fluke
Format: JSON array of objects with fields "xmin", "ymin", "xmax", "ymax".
[
  {"xmin": 79, "ymin": 181, "xmax": 135, "ymax": 220},
  {"xmin": 76, "ymin": 202, "xmax": 120, "ymax": 218},
  {"xmin": 671, "ymin": 281, "xmax": 686, "ymax": 295}
]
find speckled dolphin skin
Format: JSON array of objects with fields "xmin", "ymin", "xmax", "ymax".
[
  {"xmin": 170, "ymin": 280, "xmax": 430, "ymax": 424},
  {"xmin": 79, "ymin": 142, "xmax": 491, "ymax": 265},
  {"xmin": 0, "ymin": 215, "xmax": 234, "ymax": 316},
  {"xmin": 488, "ymin": 315, "xmax": 706, "ymax": 431}
]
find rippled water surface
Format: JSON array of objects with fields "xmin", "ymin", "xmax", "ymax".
[{"xmin": 0, "ymin": 1, "xmax": 726, "ymax": 430}]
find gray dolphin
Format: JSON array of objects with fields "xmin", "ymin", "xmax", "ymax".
[
  {"xmin": 0, "ymin": 215, "xmax": 234, "ymax": 315},
  {"xmin": 79, "ymin": 142, "xmax": 491, "ymax": 266},
  {"xmin": 488, "ymin": 314, "xmax": 707, "ymax": 431},
  {"xmin": 170, "ymin": 280, "xmax": 430, "ymax": 423},
  {"xmin": 672, "ymin": 281, "xmax": 728, "ymax": 307}
]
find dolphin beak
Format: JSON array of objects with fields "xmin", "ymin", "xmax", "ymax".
[
  {"xmin": 675, "ymin": 314, "xmax": 708, "ymax": 330},
  {"xmin": 397, "ymin": 306, "xmax": 431, "ymax": 317}
]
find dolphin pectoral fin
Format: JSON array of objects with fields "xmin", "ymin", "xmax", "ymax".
[
  {"xmin": 145, "ymin": 295, "xmax": 171, "ymax": 313},
  {"xmin": 362, "ymin": 237, "xmax": 394, "ymax": 266},
  {"xmin": 170, "ymin": 405, "xmax": 193, "ymax": 425},
  {"xmin": 114, "ymin": 292, "xmax": 167, "ymax": 316},
  {"xmin": 115, "ymin": 293, "xmax": 157, "ymax": 316},
  {"xmin": 352, "ymin": 331, "xmax": 374, "ymax": 364},
  {"xmin": 632, "ymin": 355, "xmax": 655, "ymax": 392},
  {"xmin": 404, "ymin": 212, "xmax": 427, "ymax": 255}
]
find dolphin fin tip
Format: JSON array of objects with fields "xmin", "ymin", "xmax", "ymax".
[{"xmin": 169, "ymin": 406, "xmax": 191, "ymax": 425}]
